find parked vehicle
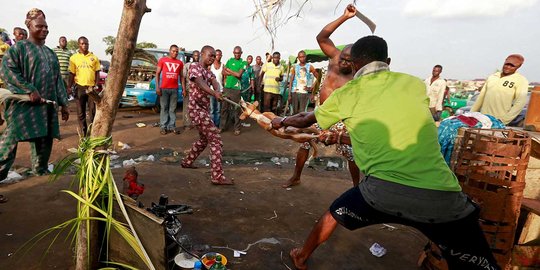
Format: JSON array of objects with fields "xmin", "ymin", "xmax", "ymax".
[
  {"xmin": 455, "ymin": 92, "xmax": 531, "ymax": 127},
  {"xmin": 120, "ymin": 48, "xmax": 192, "ymax": 111}
]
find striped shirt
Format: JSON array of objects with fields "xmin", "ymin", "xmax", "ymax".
[{"xmin": 53, "ymin": 47, "xmax": 72, "ymax": 77}]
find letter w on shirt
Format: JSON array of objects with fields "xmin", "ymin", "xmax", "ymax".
[{"xmin": 164, "ymin": 62, "xmax": 180, "ymax": 73}]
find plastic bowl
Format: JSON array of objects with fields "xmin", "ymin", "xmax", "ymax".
[{"xmin": 201, "ymin": 252, "xmax": 227, "ymax": 268}]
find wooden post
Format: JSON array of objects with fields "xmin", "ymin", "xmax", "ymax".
[
  {"xmin": 75, "ymin": 1, "xmax": 151, "ymax": 269},
  {"xmin": 91, "ymin": 0, "xmax": 151, "ymax": 138}
]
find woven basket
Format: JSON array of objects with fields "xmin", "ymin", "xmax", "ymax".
[{"xmin": 451, "ymin": 128, "xmax": 531, "ymax": 269}]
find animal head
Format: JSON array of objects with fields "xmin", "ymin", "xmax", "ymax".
[
  {"xmin": 239, "ymin": 100, "xmax": 259, "ymax": 120},
  {"xmin": 123, "ymin": 166, "xmax": 138, "ymax": 181}
]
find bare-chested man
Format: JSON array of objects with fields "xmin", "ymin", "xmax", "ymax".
[{"xmin": 282, "ymin": 4, "xmax": 360, "ymax": 188}]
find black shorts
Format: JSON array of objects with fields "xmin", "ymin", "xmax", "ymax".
[{"xmin": 329, "ymin": 187, "xmax": 501, "ymax": 270}]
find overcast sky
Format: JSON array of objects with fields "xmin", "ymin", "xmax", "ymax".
[{"xmin": 1, "ymin": 0, "xmax": 539, "ymax": 82}]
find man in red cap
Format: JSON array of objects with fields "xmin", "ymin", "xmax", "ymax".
[{"xmin": 471, "ymin": 54, "xmax": 529, "ymax": 124}]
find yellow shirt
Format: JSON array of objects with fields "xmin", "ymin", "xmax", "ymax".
[
  {"xmin": 69, "ymin": 51, "xmax": 100, "ymax": 86},
  {"xmin": 471, "ymin": 71, "xmax": 529, "ymax": 124},
  {"xmin": 262, "ymin": 62, "xmax": 284, "ymax": 94}
]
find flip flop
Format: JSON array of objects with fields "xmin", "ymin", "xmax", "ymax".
[
  {"xmin": 211, "ymin": 179, "xmax": 234, "ymax": 185},
  {"xmin": 181, "ymin": 163, "xmax": 198, "ymax": 169},
  {"xmin": 0, "ymin": 195, "xmax": 8, "ymax": 203}
]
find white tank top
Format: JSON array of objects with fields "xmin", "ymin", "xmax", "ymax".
[{"xmin": 211, "ymin": 62, "xmax": 223, "ymax": 92}]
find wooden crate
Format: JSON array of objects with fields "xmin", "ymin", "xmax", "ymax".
[{"xmin": 451, "ymin": 128, "xmax": 532, "ymax": 269}]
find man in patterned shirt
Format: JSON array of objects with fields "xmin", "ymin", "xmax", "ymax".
[
  {"xmin": 53, "ymin": 36, "xmax": 72, "ymax": 93},
  {"xmin": 0, "ymin": 8, "xmax": 69, "ymax": 183},
  {"xmin": 181, "ymin": 45, "xmax": 233, "ymax": 185}
]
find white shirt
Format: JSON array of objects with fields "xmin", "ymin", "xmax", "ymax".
[
  {"xmin": 424, "ymin": 76, "xmax": 447, "ymax": 111},
  {"xmin": 211, "ymin": 62, "xmax": 223, "ymax": 92}
]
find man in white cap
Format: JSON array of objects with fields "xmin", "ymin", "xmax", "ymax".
[{"xmin": 471, "ymin": 54, "xmax": 529, "ymax": 124}]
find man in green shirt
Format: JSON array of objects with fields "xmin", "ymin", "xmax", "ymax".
[
  {"xmin": 0, "ymin": 8, "xmax": 69, "ymax": 182},
  {"xmin": 241, "ymin": 55, "xmax": 255, "ymax": 103},
  {"xmin": 220, "ymin": 46, "xmax": 245, "ymax": 135},
  {"xmin": 271, "ymin": 36, "xmax": 499, "ymax": 270}
]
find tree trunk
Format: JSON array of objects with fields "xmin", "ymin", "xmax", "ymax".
[{"xmin": 75, "ymin": 1, "xmax": 151, "ymax": 269}]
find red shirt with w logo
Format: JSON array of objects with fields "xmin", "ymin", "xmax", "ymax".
[{"xmin": 157, "ymin": 57, "xmax": 184, "ymax": 89}]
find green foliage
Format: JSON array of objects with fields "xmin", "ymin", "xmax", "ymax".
[
  {"xmin": 19, "ymin": 136, "xmax": 154, "ymax": 269},
  {"xmin": 66, "ymin": 39, "xmax": 79, "ymax": 53},
  {"xmin": 136, "ymin": 42, "xmax": 157, "ymax": 49},
  {"xmin": 103, "ymin": 36, "xmax": 116, "ymax": 55},
  {"xmin": 103, "ymin": 35, "xmax": 157, "ymax": 55}
]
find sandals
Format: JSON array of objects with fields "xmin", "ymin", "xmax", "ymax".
[
  {"xmin": 211, "ymin": 179, "xmax": 234, "ymax": 185},
  {"xmin": 0, "ymin": 195, "xmax": 8, "ymax": 203},
  {"xmin": 181, "ymin": 163, "xmax": 198, "ymax": 169},
  {"xmin": 233, "ymin": 130, "xmax": 241, "ymax": 136}
]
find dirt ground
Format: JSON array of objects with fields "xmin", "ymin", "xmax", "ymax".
[{"xmin": 0, "ymin": 104, "xmax": 427, "ymax": 270}]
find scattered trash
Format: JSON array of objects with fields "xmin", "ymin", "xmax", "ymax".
[
  {"xmin": 117, "ymin": 141, "xmax": 131, "ymax": 150},
  {"xmin": 233, "ymin": 250, "xmax": 245, "ymax": 258},
  {"xmin": 160, "ymin": 156, "xmax": 179, "ymax": 163},
  {"xmin": 48, "ymin": 164, "xmax": 54, "ymax": 172},
  {"xmin": 241, "ymin": 123, "xmax": 251, "ymax": 127},
  {"xmin": 271, "ymin": 157, "xmax": 288, "ymax": 166},
  {"xmin": 239, "ymin": 191, "xmax": 245, "ymax": 194},
  {"xmin": 7, "ymin": 253, "xmax": 13, "ymax": 257},
  {"xmin": 113, "ymin": 164, "xmax": 122, "ymax": 169},
  {"xmin": 122, "ymin": 159, "xmax": 138, "ymax": 167},
  {"xmin": 253, "ymin": 167, "xmax": 259, "ymax": 171},
  {"xmin": 265, "ymin": 210, "xmax": 278, "ymax": 220},
  {"xmin": 325, "ymin": 160, "xmax": 340, "ymax": 171},
  {"xmin": 6, "ymin": 233, "xmax": 13, "ymax": 236},
  {"xmin": 254, "ymin": 162, "xmax": 263, "ymax": 165},
  {"xmin": 136, "ymin": 122, "xmax": 146, "ymax": 128},
  {"xmin": 369, "ymin": 243, "xmax": 387, "ymax": 257},
  {"xmin": 286, "ymin": 188, "xmax": 292, "ymax": 191},
  {"xmin": 152, "ymin": 122, "xmax": 160, "ymax": 127},
  {"xmin": 110, "ymin": 155, "xmax": 120, "ymax": 160},
  {"xmin": 172, "ymin": 151, "xmax": 179, "ymax": 157},
  {"xmin": 135, "ymin": 155, "xmax": 154, "ymax": 162}
]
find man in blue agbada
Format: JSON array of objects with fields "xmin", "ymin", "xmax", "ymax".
[{"xmin": 0, "ymin": 8, "xmax": 69, "ymax": 185}]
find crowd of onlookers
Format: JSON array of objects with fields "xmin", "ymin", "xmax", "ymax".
[{"xmin": 0, "ymin": 7, "xmax": 530, "ymax": 269}]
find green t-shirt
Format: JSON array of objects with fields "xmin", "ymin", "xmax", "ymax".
[
  {"xmin": 224, "ymin": 57, "xmax": 245, "ymax": 90},
  {"xmin": 241, "ymin": 64, "xmax": 254, "ymax": 90},
  {"xmin": 315, "ymin": 70, "xmax": 461, "ymax": 192}
]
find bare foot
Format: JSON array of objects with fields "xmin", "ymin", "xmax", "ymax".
[
  {"xmin": 290, "ymin": 248, "xmax": 307, "ymax": 270},
  {"xmin": 282, "ymin": 177, "xmax": 301, "ymax": 188}
]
